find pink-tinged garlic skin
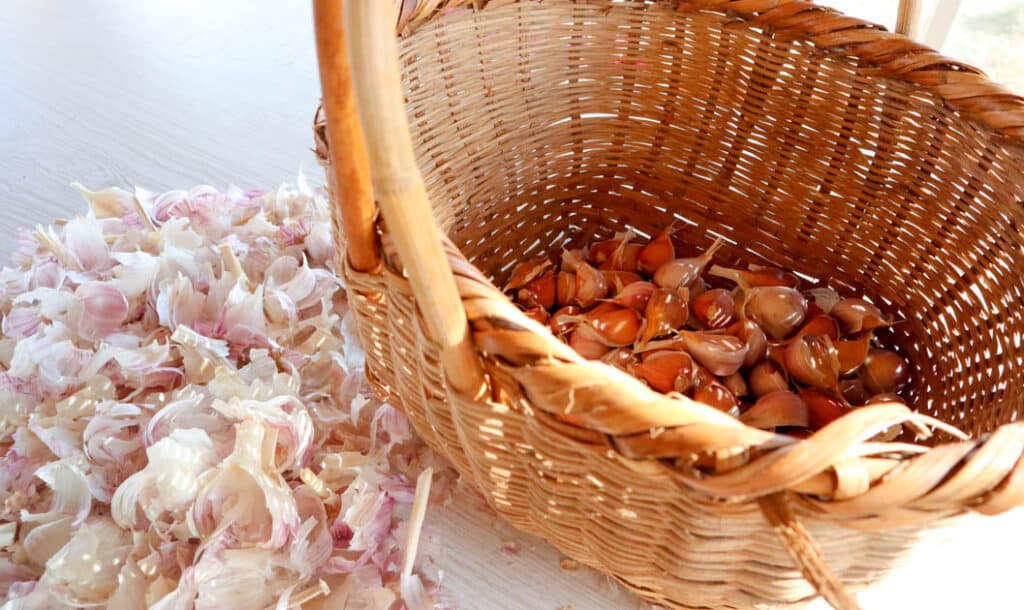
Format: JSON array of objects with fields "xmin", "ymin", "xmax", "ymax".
[{"xmin": 0, "ymin": 182, "xmax": 449, "ymax": 607}]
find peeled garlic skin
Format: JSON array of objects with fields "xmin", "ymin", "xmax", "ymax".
[{"xmin": 743, "ymin": 287, "xmax": 807, "ymax": 340}]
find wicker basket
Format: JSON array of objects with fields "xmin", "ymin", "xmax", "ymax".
[{"xmin": 312, "ymin": 1, "xmax": 1024, "ymax": 608}]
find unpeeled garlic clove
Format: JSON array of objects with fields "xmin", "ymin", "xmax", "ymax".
[
  {"xmin": 679, "ymin": 330, "xmax": 748, "ymax": 377},
  {"xmin": 601, "ymin": 347, "xmax": 637, "ymax": 371},
  {"xmin": 835, "ymin": 332, "xmax": 872, "ymax": 376},
  {"xmin": 653, "ymin": 238, "xmax": 724, "ymax": 290},
  {"xmin": 639, "ymin": 287, "xmax": 689, "ymax": 344},
  {"xmin": 708, "ymin": 264, "xmax": 799, "ymax": 289},
  {"xmin": 600, "ymin": 242, "xmax": 643, "ymax": 272},
  {"xmin": 550, "ymin": 305, "xmax": 581, "ymax": 337},
  {"xmin": 693, "ymin": 380, "xmax": 740, "ymax": 416},
  {"xmin": 637, "ymin": 224, "xmax": 676, "ymax": 275},
  {"xmin": 830, "ymin": 298, "xmax": 890, "ymax": 335},
  {"xmin": 743, "ymin": 286, "xmax": 807, "ymax": 340},
  {"xmin": 691, "ymin": 288, "xmax": 735, "ymax": 330},
  {"xmin": 748, "ymin": 360, "xmax": 789, "ymax": 398},
  {"xmin": 860, "ymin": 349, "xmax": 910, "ymax": 394},
  {"xmin": 568, "ymin": 330, "xmax": 611, "ymax": 360},
  {"xmin": 800, "ymin": 388, "xmax": 850, "ymax": 430},
  {"xmin": 784, "ymin": 335, "xmax": 841, "ymax": 391},
  {"xmin": 505, "ymin": 259, "xmax": 552, "ymax": 291},
  {"xmin": 724, "ymin": 320, "xmax": 768, "ymax": 367},
  {"xmin": 574, "ymin": 261, "xmax": 608, "ymax": 307},
  {"xmin": 600, "ymin": 270, "xmax": 643, "ymax": 291},
  {"xmin": 517, "ymin": 272, "xmax": 556, "ymax": 309},
  {"xmin": 588, "ymin": 231, "xmax": 633, "ymax": 265},
  {"xmin": 722, "ymin": 372, "xmax": 748, "ymax": 397},
  {"xmin": 611, "ymin": 281, "xmax": 656, "ymax": 312},
  {"xmin": 570, "ymin": 306, "xmax": 643, "ymax": 347},
  {"xmin": 556, "ymin": 272, "xmax": 576, "ymax": 306},
  {"xmin": 839, "ymin": 377, "xmax": 870, "ymax": 405},
  {"xmin": 791, "ymin": 314, "xmax": 840, "ymax": 342},
  {"xmin": 740, "ymin": 391, "xmax": 808, "ymax": 429},
  {"xmin": 632, "ymin": 350, "xmax": 696, "ymax": 393}
]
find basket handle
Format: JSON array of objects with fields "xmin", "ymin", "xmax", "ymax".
[
  {"xmin": 759, "ymin": 494, "xmax": 861, "ymax": 610},
  {"xmin": 896, "ymin": 0, "xmax": 923, "ymax": 39},
  {"xmin": 314, "ymin": 0, "xmax": 485, "ymax": 395}
]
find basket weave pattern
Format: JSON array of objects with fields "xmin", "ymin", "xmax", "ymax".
[{"xmin": 316, "ymin": 1, "xmax": 1024, "ymax": 608}]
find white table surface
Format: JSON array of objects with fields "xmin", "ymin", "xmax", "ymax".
[{"xmin": 2, "ymin": 2, "xmax": 1021, "ymax": 609}]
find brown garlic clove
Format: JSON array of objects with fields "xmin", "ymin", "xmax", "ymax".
[
  {"xmin": 691, "ymin": 288, "xmax": 735, "ymax": 330},
  {"xmin": 568, "ymin": 330, "xmax": 611, "ymax": 360},
  {"xmin": 724, "ymin": 320, "xmax": 768, "ymax": 368},
  {"xmin": 740, "ymin": 391, "xmax": 809, "ymax": 429},
  {"xmin": 784, "ymin": 335, "xmax": 841, "ymax": 392},
  {"xmin": 569, "ymin": 306, "xmax": 643, "ymax": 347},
  {"xmin": 573, "ymin": 261, "xmax": 608, "ymax": 307},
  {"xmin": 708, "ymin": 264, "xmax": 800, "ymax": 289},
  {"xmin": 749, "ymin": 360, "xmax": 790, "ymax": 398},
  {"xmin": 800, "ymin": 388, "xmax": 851, "ymax": 430},
  {"xmin": 555, "ymin": 272, "xmax": 576, "ymax": 306},
  {"xmin": 830, "ymin": 298, "xmax": 890, "ymax": 335},
  {"xmin": 693, "ymin": 380, "xmax": 740, "ymax": 416},
  {"xmin": 835, "ymin": 332, "xmax": 872, "ymax": 376},
  {"xmin": 611, "ymin": 281, "xmax": 656, "ymax": 312},
  {"xmin": 517, "ymin": 272, "xmax": 556, "ymax": 309},
  {"xmin": 860, "ymin": 349, "xmax": 910, "ymax": 394},
  {"xmin": 637, "ymin": 223, "xmax": 677, "ymax": 275},
  {"xmin": 639, "ymin": 288, "xmax": 689, "ymax": 344},
  {"xmin": 679, "ymin": 330, "xmax": 748, "ymax": 377},
  {"xmin": 505, "ymin": 259, "xmax": 552, "ymax": 291},
  {"xmin": 743, "ymin": 286, "xmax": 808, "ymax": 340},
  {"xmin": 722, "ymin": 372, "xmax": 748, "ymax": 397},
  {"xmin": 653, "ymin": 238, "xmax": 724, "ymax": 290},
  {"xmin": 632, "ymin": 350, "xmax": 696, "ymax": 393},
  {"xmin": 791, "ymin": 314, "xmax": 840, "ymax": 342},
  {"xmin": 839, "ymin": 377, "xmax": 870, "ymax": 406},
  {"xmin": 550, "ymin": 305, "xmax": 581, "ymax": 337}
]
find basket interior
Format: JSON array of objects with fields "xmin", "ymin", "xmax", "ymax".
[{"xmin": 397, "ymin": 1, "xmax": 1024, "ymax": 437}]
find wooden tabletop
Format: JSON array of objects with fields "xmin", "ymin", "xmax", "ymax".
[{"xmin": 1, "ymin": 2, "xmax": 1021, "ymax": 609}]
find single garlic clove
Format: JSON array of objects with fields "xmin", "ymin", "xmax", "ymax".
[
  {"xmin": 749, "ymin": 360, "xmax": 790, "ymax": 397},
  {"xmin": 652, "ymin": 238, "xmax": 724, "ymax": 290},
  {"xmin": 577, "ymin": 306, "xmax": 642, "ymax": 347},
  {"xmin": 835, "ymin": 332, "xmax": 872, "ymax": 376},
  {"xmin": 830, "ymin": 298, "xmax": 890, "ymax": 335},
  {"xmin": 839, "ymin": 377, "xmax": 870, "ymax": 406},
  {"xmin": 708, "ymin": 264, "xmax": 800, "ymax": 289},
  {"xmin": 568, "ymin": 329, "xmax": 611, "ymax": 360},
  {"xmin": 600, "ymin": 243, "xmax": 643, "ymax": 272},
  {"xmin": 550, "ymin": 305, "xmax": 581, "ymax": 337},
  {"xmin": 517, "ymin": 272, "xmax": 556, "ymax": 309},
  {"xmin": 691, "ymin": 288, "xmax": 735, "ymax": 330},
  {"xmin": 740, "ymin": 391, "xmax": 809, "ymax": 429},
  {"xmin": 573, "ymin": 261, "xmax": 608, "ymax": 307},
  {"xmin": 724, "ymin": 320, "xmax": 768, "ymax": 367},
  {"xmin": 693, "ymin": 380, "xmax": 740, "ymax": 416},
  {"xmin": 784, "ymin": 335, "xmax": 841, "ymax": 391},
  {"xmin": 632, "ymin": 350, "xmax": 696, "ymax": 393},
  {"xmin": 505, "ymin": 259, "xmax": 552, "ymax": 291},
  {"xmin": 860, "ymin": 349, "xmax": 910, "ymax": 394},
  {"xmin": 611, "ymin": 281, "xmax": 656, "ymax": 312},
  {"xmin": 601, "ymin": 347, "xmax": 637, "ymax": 371},
  {"xmin": 791, "ymin": 314, "xmax": 840, "ymax": 342},
  {"xmin": 800, "ymin": 388, "xmax": 850, "ymax": 430},
  {"xmin": 639, "ymin": 287, "xmax": 689, "ymax": 344},
  {"xmin": 561, "ymin": 248, "xmax": 587, "ymax": 272},
  {"xmin": 555, "ymin": 272, "xmax": 576, "ymax": 306},
  {"xmin": 743, "ymin": 286, "xmax": 808, "ymax": 340},
  {"xmin": 637, "ymin": 224, "xmax": 677, "ymax": 275},
  {"xmin": 600, "ymin": 270, "xmax": 643, "ymax": 291},
  {"xmin": 679, "ymin": 330, "xmax": 748, "ymax": 377},
  {"xmin": 722, "ymin": 372, "xmax": 748, "ymax": 397}
]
